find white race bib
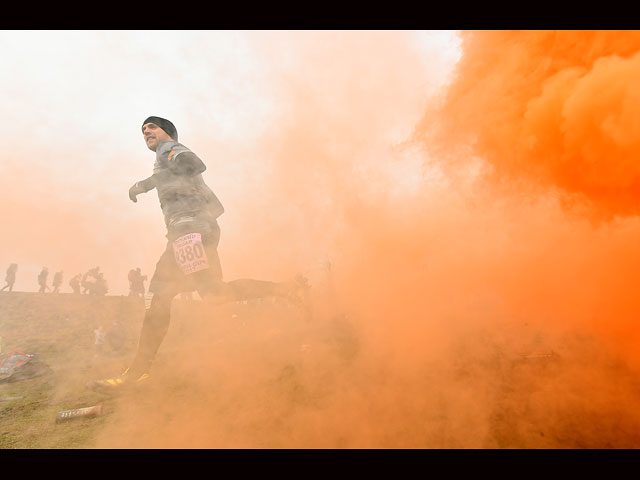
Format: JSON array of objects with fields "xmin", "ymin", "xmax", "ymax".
[{"xmin": 172, "ymin": 233, "xmax": 209, "ymax": 275}]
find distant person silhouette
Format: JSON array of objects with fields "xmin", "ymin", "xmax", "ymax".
[
  {"xmin": 82, "ymin": 266, "xmax": 100, "ymax": 294},
  {"xmin": 128, "ymin": 267, "xmax": 147, "ymax": 297},
  {"xmin": 52, "ymin": 271, "xmax": 63, "ymax": 294},
  {"xmin": 69, "ymin": 273, "xmax": 82, "ymax": 294},
  {"xmin": 92, "ymin": 272, "xmax": 108, "ymax": 296},
  {"xmin": 0, "ymin": 263, "xmax": 17, "ymax": 292},
  {"xmin": 37, "ymin": 267, "xmax": 50, "ymax": 293}
]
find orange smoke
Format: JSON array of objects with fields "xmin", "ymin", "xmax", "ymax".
[
  {"xmin": 6, "ymin": 31, "xmax": 640, "ymax": 447},
  {"xmin": 415, "ymin": 30, "xmax": 640, "ymax": 366},
  {"xmin": 418, "ymin": 30, "xmax": 640, "ymax": 220},
  {"xmin": 87, "ymin": 32, "xmax": 640, "ymax": 448}
]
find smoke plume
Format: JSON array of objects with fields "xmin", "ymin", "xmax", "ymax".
[{"xmin": 4, "ymin": 31, "xmax": 640, "ymax": 448}]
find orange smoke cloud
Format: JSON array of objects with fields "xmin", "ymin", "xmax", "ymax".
[
  {"xmin": 7, "ymin": 31, "xmax": 640, "ymax": 448},
  {"xmin": 418, "ymin": 30, "xmax": 640, "ymax": 220},
  {"xmin": 414, "ymin": 30, "xmax": 640, "ymax": 367},
  {"xmin": 87, "ymin": 32, "xmax": 640, "ymax": 448}
]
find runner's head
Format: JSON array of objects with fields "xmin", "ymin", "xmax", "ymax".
[{"xmin": 142, "ymin": 116, "xmax": 178, "ymax": 151}]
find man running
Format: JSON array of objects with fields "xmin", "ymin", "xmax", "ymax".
[
  {"xmin": 0, "ymin": 263, "xmax": 17, "ymax": 292},
  {"xmin": 69, "ymin": 273, "xmax": 82, "ymax": 294},
  {"xmin": 37, "ymin": 267, "xmax": 50, "ymax": 293},
  {"xmin": 52, "ymin": 271, "xmax": 63, "ymax": 294},
  {"xmin": 90, "ymin": 116, "xmax": 308, "ymax": 393},
  {"xmin": 82, "ymin": 267, "xmax": 100, "ymax": 295},
  {"xmin": 128, "ymin": 267, "xmax": 147, "ymax": 297}
]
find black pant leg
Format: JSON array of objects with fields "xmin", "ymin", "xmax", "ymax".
[{"xmin": 129, "ymin": 292, "xmax": 174, "ymax": 375}]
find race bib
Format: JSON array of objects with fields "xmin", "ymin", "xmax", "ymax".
[{"xmin": 172, "ymin": 233, "xmax": 210, "ymax": 275}]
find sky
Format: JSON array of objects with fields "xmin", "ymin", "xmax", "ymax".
[{"xmin": 0, "ymin": 30, "xmax": 461, "ymax": 295}]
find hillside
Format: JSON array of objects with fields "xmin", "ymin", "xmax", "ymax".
[
  {"xmin": 3, "ymin": 291, "xmax": 640, "ymax": 448},
  {"xmin": 0, "ymin": 291, "xmax": 357, "ymax": 448}
]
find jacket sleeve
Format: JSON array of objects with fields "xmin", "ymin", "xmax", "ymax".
[
  {"xmin": 136, "ymin": 175, "xmax": 156, "ymax": 192},
  {"xmin": 170, "ymin": 150, "xmax": 206, "ymax": 176},
  {"xmin": 158, "ymin": 141, "xmax": 206, "ymax": 176}
]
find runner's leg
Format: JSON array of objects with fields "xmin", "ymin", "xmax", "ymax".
[{"xmin": 128, "ymin": 292, "xmax": 174, "ymax": 376}]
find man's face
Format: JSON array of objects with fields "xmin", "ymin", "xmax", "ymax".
[{"xmin": 142, "ymin": 122, "xmax": 173, "ymax": 151}]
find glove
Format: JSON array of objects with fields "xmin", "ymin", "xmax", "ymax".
[{"xmin": 129, "ymin": 182, "xmax": 145, "ymax": 203}]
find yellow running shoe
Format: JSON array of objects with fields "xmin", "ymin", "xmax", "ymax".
[{"xmin": 88, "ymin": 367, "xmax": 150, "ymax": 395}]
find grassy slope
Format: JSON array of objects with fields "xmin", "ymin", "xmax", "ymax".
[
  {"xmin": 0, "ymin": 291, "xmax": 356, "ymax": 449},
  {"xmin": 3, "ymin": 291, "xmax": 640, "ymax": 448},
  {"xmin": 0, "ymin": 292, "xmax": 145, "ymax": 448}
]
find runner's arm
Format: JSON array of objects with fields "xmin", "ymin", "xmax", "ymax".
[
  {"xmin": 129, "ymin": 175, "xmax": 156, "ymax": 203},
  {"xmin": 136, "ymin": 175, "xmax": 156, "ymax": 192},
  {"xmin": 168, "ymin": 150, "xmax": 206, "ymax": 176},
  {"xmin": 158, "ymin": 142, "xmax": 206, "ymax": 176}
]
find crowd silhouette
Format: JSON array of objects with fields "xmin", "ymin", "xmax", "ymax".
[{"xmin": 0, "ymin": 263, "xmax": 147, "ymax": 297}]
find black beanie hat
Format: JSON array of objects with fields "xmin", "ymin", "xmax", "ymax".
[{"xmin": 142, "ymin": 116, "xmax": 178, "ymax": 141}]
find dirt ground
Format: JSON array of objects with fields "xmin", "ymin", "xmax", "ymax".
[{"xmin": 2, "ymin": 291, "xmax": 640, "ymax": 448}]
